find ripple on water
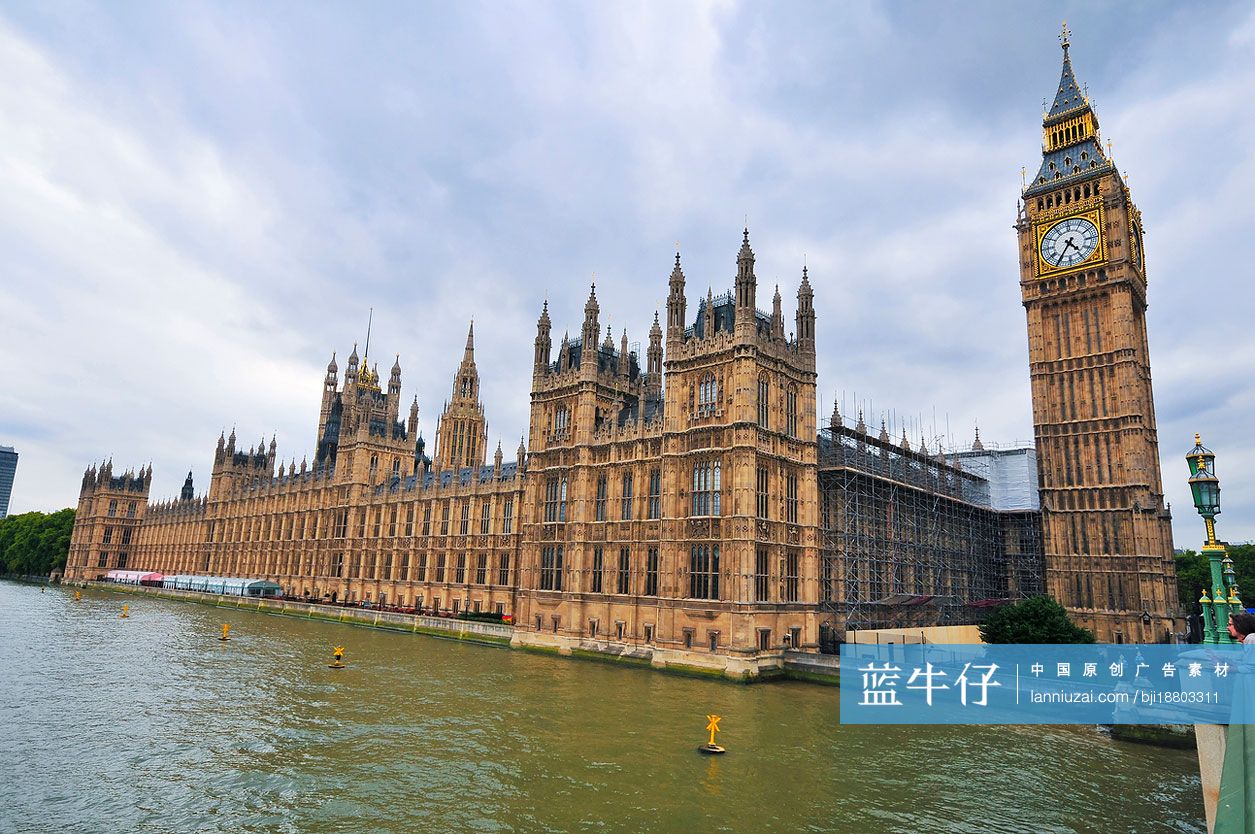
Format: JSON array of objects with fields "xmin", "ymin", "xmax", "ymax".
[{"xmin": 0, "ymin": 582, "xmax": 1206, "ymax": 834}]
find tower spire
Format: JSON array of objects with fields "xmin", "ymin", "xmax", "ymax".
[
  {"xmin": 581, "ymin": 283, "xmax": 600, "ymax": 364},
  {"xmin": 534, "ymin": 299, "xmax": 553, "ymax": 377},
  {"xmin": 736, "ymin": 226, "xmax": 756, "ymax": 313},
  {"xmin": 1025, "ymin": 24, "xmax": 1112, "ymax": 195},
  {"xmin": 667, "ymin": 250, "xmax": 687, "ymax": 343}
]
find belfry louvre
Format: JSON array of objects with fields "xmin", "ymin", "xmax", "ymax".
[{"xmin": 65, "ymin": 230, "xmax": 1041, "ymax": 674}]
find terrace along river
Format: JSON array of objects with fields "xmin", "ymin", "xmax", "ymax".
[{"xmin": 0, "ymin": 582, "xmax": 1204, "ymax": 833}]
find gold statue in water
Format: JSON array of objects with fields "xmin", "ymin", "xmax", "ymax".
[
  {"xmin": 220, "ymin": 624, "xmax": 230, "ymax": 641},
  {"xmin": 329, "ymin": 646, "xmax": 346, "ymax": 669}
]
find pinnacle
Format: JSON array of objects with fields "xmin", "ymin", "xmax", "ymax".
[{"xmin": 670, "ymin": 252, "xmax": 685, "ymax": 282}]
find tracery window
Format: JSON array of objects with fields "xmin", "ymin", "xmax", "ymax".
[
  {"xmin": 697, "ymin": 373, "xmax": 718, "ymax": 416},
  {"xmin": 757, "ymin": 375, "xmax": 770, "ymax": 429},
  {"xmin": 689, "ymin": 545, "xmax": 720, "ymax": 600},
  {"xmin": 691, "ymin": 460, "xmax": 721, "ymax": 517}
]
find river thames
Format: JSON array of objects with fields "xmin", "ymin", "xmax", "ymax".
[{"xmin": 0, "ymin": 581, "xmax": 1204, "ymax": 833}]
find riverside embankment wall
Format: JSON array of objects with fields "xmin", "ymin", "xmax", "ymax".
[{"xmin": 75, "ymin": 580, "xmax": 840, "ymax": 684}]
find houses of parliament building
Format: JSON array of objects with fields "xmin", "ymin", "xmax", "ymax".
[{"xmin": 65, "ymin": 30, "xmax": 1181, "ymax": 666}]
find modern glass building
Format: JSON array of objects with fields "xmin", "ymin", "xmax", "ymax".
[{"xmin": 0, "ymin": 446, "xmax": 17, "ymax": 519}]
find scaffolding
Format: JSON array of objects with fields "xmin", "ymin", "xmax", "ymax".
[{"xmin": 817, "ymin": 423, "xmax": 1043, "ymax": 644}]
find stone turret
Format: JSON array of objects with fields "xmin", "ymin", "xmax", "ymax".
[
  {"xmin": 666, "ymin": 252, "xmax": 686, "ymax": 345},
  {"xmin": 796, "ymin": 266, "xmax": 815, "ymax": 359},
  {"xmin": 581, "ymin": 285, "xmax": 600, "ymax": 370},
  {"xmin": 534, "ymin": 300, "xmax": 552, "ymax": 378},
  {"xmin": 735, "ymin": 227, "xmax": 757, "ymax": 338}
]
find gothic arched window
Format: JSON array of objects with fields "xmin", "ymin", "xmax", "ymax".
[
  {"xmin": 785, "ymin": 385, "xmax": 798, "ymax": 438},
  {"xmin": 690, "ymin": 459, "xmax": 721, "ymax": 517},
  {"xmin": 757, "ymin": 375, "xmax": 770, "ymax": 429},
  {"xmin": 698, "ymin": 373, "xmax": 718, "ymax": 416}
]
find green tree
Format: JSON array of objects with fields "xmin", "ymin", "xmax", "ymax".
[
  {"xmin": 0, "ymin": 508, "xmax": 75, "ymax": 577},
  {"xmin": 1175, "ymin": 544, "xmax": 1255, "ymax": 614},
  {"xmin": 979, "ymin": 595, "xmax": 1096, "ymax": 644}
]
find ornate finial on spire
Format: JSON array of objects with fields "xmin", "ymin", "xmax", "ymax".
[
  {"xmin": 879, "ymin": 419, "xmax": 890, "ymax": 443},
  {"xmin": 855, "ymin": 409, "xmax": 867, "ymax": 435},
  {"xmin": 738, "ymin": 226, "xmax": 754, "ymax": 262},
  {"xmin": 1060, "ymin": 20, "xmax": 1071, "ymax": 52},
  {"xmin": 972, "ymin": 424, "xmax": 985, "ymax": 451},
  {"xmin": 830, "ymin": 398, "xmax": 842, "ymax": 429},
  {"xmin": 670, "ymin": 250, "xmax": 685, "ymax": 283}
]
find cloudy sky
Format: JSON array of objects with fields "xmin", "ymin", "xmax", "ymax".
[{"xmin": 1, "ymin": 1, "xmax": 1253, "ymax": 546}]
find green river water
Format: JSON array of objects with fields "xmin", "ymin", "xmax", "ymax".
[{"xmin": 0, "ymin": 581, "xmax": 1205, "ymax": 833}]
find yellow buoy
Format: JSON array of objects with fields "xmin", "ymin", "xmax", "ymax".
[
  {"xmin": 698, "ymin": 714, "xmax": 725, "ymax": 754},
  {"xmin": 329, "ymin": 645, "xmax": 346, "ymax": 669},
  {"xmin": 220, "ymin": 623, "xmax": 230, "ymax": 641},
  {"xmin": 120, "ymin": 604, "xmax": 130, "ymax": 619},
  {"xmin": 74, "ymin": 590, "xmax": 82, "ymax": 601}
]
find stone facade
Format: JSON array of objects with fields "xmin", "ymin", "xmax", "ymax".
[
  {"xmin": 66, "ymin": 231, "xmax": 822, "ymax": 673},
  {"xmin": 515, "ymin": 234, "xmax": 819, "ymax": 660},
  {"xmin": 1017, "ymin": 31, "xmax": 1180, "ymax": 642}
]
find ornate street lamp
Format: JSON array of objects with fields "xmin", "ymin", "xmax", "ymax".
[{"xmin": 1186, "ymin": 435, "xmax": 1241, "ymax": 644}]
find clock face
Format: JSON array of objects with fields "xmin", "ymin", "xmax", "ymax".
[{"xmin": 1040, "ymin": 216, "xmax": 1100, "ymax": 268}]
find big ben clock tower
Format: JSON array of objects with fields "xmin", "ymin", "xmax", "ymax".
[{"xmin": 1017, "ymin": 25, "xmax": 1180, "ymax": 643}]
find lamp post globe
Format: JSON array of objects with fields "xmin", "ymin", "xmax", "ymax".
[
  {"xmin": 1188, "ymin": 467, "xmax": 1220, "ymax": 519},
  {"xmin": 1186, "ymin": 434, "xmax": 1240, "ymax": 644}
]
